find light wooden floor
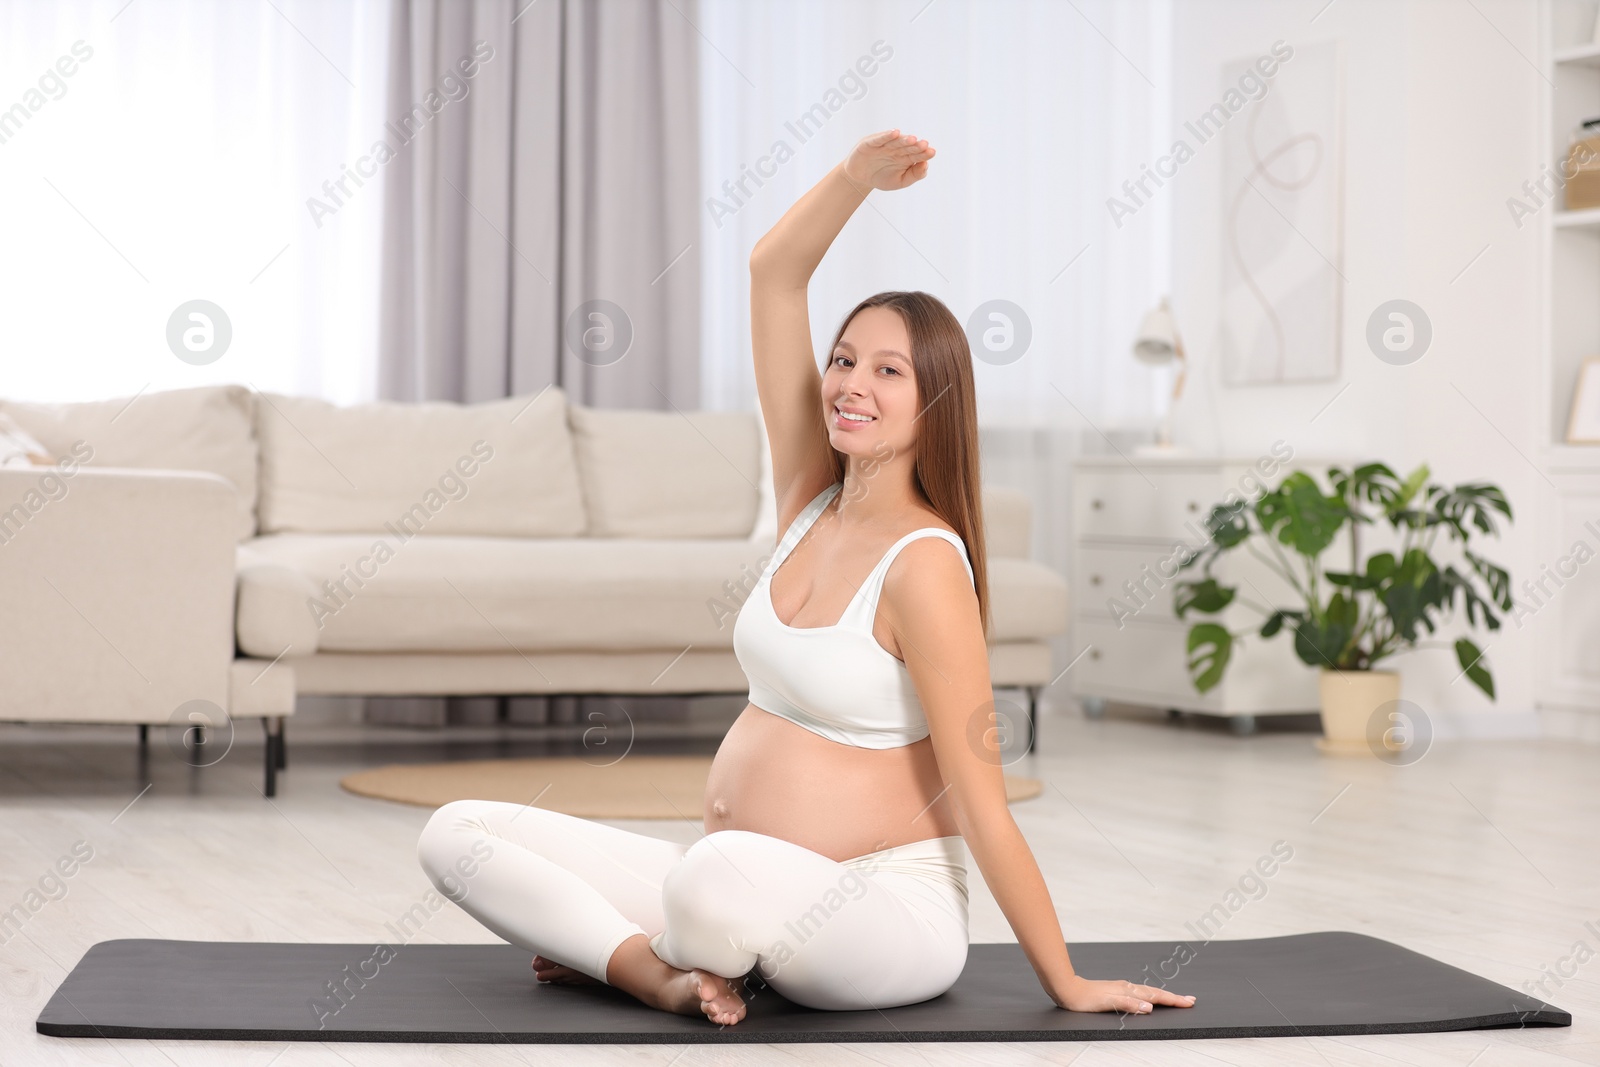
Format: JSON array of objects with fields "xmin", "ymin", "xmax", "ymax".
[{"xmin": 2, "ymin": 698, "xmax": 1596, "ymax": 1066}]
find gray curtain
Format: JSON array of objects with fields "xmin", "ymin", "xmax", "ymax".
[
  {"xmin": 368, "ymin": 0, "xmax": 702, "ymax": 728},
  {"xmin": 378, "ymin": 0, "xmax": 701, "ymax": 408}
]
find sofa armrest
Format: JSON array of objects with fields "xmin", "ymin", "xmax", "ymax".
[
  {"xmin": 236, "ymin": 542, "xmax": 322, "ymax": 657},
  {"xmin": 982, "ymin": 485, "xmax": 1033, "ymax": 559},
  {"xmin": 0, "ymin": 465, "xmax": 236, "ymax": 724}
]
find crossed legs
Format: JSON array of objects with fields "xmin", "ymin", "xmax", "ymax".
[{"xmin": 416, "ymin": 799, "xmax": 968, "ymax": 1017}]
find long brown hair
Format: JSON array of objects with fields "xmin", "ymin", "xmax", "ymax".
[{"xmin": 825, "ymin": 291, "xmax": 990, "ymax": 640}]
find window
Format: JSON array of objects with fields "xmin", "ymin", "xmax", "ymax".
[{"xmin": 0, "ymin": 0, "xmax": 390, "ymax": 404}]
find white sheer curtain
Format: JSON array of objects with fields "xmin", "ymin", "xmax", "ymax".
[
  {"xmin": 0, "ymin": 0, "xmax": 389, "ymax": 405},
  {"xmin": 697, "ymin": 0, "xmax": 1173, "ymax": 639}
]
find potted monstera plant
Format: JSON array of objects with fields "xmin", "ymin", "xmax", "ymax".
[{"xmin": 1174, "ymin": 462, "xmax": 1512, "ymax": 753}]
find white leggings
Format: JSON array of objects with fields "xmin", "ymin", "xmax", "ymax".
[{"xmin": 415, "ymin": 799, "xmax": 970, "ymax": 1011}]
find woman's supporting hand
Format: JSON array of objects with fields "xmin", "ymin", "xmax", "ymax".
[
  {"xmin": 843, "ymin": 129, "xmax": 935, "ymax": 192},
  {"xmin": 1048, "ymin": 974, "xmax": 1197, "ymax": 1014}
]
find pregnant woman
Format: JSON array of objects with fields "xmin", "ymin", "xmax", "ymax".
[{"xmin": 417, "ymin": 128, "xmax": 1195, "ymax": 1025}]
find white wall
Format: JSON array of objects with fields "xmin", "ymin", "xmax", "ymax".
[
  {"xmin": 696, "ymin": 0, "xmax": 1175, "ymax": 430},
  {"xmin": 1168, "ymin": 0, "xmax": 1549, "ymax": 724}
]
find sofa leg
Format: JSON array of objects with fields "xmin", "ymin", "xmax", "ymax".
[
  {"xmin": 1024, "ymin": 686, "xmax": 1041, "ymax": 755},
  {"xmin": 137, "ymin": 724, "xmax": 148, "ymax": 752},
  {"xmin": 275, "ymin": 717, "xmax": 287, "ymax": 771},
  {"xmin": 262, "ymin": 718, "xmax": 278, "ymax": 798}
]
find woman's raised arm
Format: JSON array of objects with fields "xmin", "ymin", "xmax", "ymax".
[{"xmin": 747, "ymin": 129, "xmax": 935, "ymax": 525}]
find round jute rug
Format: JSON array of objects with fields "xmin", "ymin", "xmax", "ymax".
[{"xmin": 342, "ymin": 754, "xmax": 1043, "ymax": 818}]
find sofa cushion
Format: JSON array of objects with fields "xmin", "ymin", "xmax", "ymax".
[
  {"xmin": 255, "ymin": 386, "xmax": 585, "ymax": 537},
  {"xmin": 983, "ymin": 486, "xmax": 1032, "ymax": 559},
  {"xmin": 568, "ymin": 404, "xmax": 759, "ymax": 538},
  {"xmin": 987, "ymin": 556, "xmax": 1070, "ymax": 641},
  {"xmin": 236, "ymin": 532, "xmax": 1066, "ymax": 654},
  {"xmin": 241, "ymin": 533, "xmax": 776, "ymax": 653},
  {"xmin": 235, "ymin": 543, "xmax": 323, "ymax": 658},
  {"xmin": 0, "ymin": 384, "xmax": 259, "ymax": 540},
  {"xmin": 0, "ymin": 412, "xmax": 53, "ymax": 468}
]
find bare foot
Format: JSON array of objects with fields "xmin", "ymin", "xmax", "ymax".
[
  {"xmin": 657, "ymin": 968, "xmax": 747, "ymax": 1026},
  {"xmin": 603, "ymin": 932, "xmax": 749, "ymax": 1025},
  {"xmin": 531, "ymin": 954, "xmax": 601, "ymax": 985}
]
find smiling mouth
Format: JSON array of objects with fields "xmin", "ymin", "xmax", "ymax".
[{"xmin": 835, "ymin": 405, "xmax": 876, "ymax": 423}]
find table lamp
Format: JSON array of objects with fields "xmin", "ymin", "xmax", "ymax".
[{"xmin": 1131, "ymin": 295, "xmax": 1189, "ymax": 456}]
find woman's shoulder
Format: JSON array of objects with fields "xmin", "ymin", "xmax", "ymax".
[
  {"xmin": 879, "ymin": 524, "xmax": 976, "ymax": 620},
  {"xmin": 901, "ymin": 502, "xmax": 962, "ymax": 542},
  {"xmin": 886, "ymin": 512, "xmax": 970, "ymax": 568},
  {"xmin": 901, "ymin": 520, "xmax": 962, "ymax": 545}
]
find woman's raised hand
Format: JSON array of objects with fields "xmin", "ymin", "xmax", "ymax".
[
  {"xmin": 843, "ymin": 129, "xmax": 935, "ymax": 192},
  {"xmin": 1049, "ymin": 975, "xmax": 1197, "ymax": 1015}
]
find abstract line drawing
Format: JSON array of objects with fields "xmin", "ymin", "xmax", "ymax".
[{"xmin": 1220, "ymin": 40, "xmax": 1344, "ymax": 386}]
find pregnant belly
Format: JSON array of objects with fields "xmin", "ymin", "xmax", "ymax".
[{"xmin": 704, "ymin": 703, "xmax": 961, "ymax": 863}]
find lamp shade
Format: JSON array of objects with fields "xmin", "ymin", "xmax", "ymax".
[{"xmin": 1132, "ymin": 297, "xmax": 1179, "ymax": 366}]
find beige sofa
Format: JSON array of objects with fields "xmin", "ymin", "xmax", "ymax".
[{"xmin": 0, "ymin": 384, "xmax": 1071, "ymax": 796}]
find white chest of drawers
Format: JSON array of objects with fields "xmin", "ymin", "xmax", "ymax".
[{"xmin": 1068, "ymin": 454, "xmax": 1347, "ymax": 733}]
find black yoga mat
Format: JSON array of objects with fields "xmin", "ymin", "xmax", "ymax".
[{"xmin": 37, "ymin": 932, "xmax": 1568, "ymax": 1044}]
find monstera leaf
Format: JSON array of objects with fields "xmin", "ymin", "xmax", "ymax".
[
  {"xmin": 1186, "ymin": 623, "xmax": 1233, "ymax": 693},
  {"xmin": 1455, "ymin": 638, "xmax": 1494, "ymax": 699},
  {"xmin": 1463, "ymin": 548, "xmax": 1511, "ymax": 611},
  {"xmin": 1292, "ymin": 592, "xmax": 1358, "ymax": 669},
  {"xmin": 1254, "ymin": 472, "xmax": 1349, "ymax": 557},
  {"xmin": 1175, "ymin": 578, "xmax": 1234, "ymax": 619},
  {"xmin": 1259, "ymin": 608, "xmax": 1305, "ymax": 638},
  {"xmin": 1330, "ymin": 462, "xmax": 1408, "ymax": 517},
  {"xmin": 1433, "ymin": 482, "xmax": 1513, "ymax": 540}
]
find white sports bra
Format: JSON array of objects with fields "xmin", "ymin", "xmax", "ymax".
[{"xmin": 733, "ymin": 481, "xmax": 976, "ymax": 749}]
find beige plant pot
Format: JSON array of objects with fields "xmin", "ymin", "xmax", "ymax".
[{"xmin": 1316, "ymin": 668, "xmax": 1401, "ymax": 756}]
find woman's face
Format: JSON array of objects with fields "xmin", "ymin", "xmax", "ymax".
[{"xmin": 821, "ymin": 305, "xmax": 918, "ymax": 464}]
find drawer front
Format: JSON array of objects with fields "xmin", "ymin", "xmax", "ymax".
[
  {"xmin": 1074, "ymin": 543, "xmax": 1198, "ymax": 623},
  {"xmin": 1070, "ymin": 617, "xmax": 1216, "ymax": 707},
  {"xmin": 1074, "ymin": 467, "xmax": 1225, "ymax": 542}
]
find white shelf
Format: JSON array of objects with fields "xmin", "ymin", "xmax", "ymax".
[
  {"xmin": 1540, "ymin": 443, "xmax": 1600, "ymax": 471},
  {"xmin": 1538, "ymin": 1, "xmax": 1600, "ymax": 715},
  {"xmin": 1553, "ymin": 207, "xmax": 1600, "ymax": 228},
  {"xmin": 1556, "ymin": 41, "xmax": 1600, "ymax": 67}
]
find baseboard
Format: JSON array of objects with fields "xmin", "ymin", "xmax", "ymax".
[
  {"xmin": 1428, "ymin": 710, "xmax": 1543, "ymax": 740},
  {"xmin": 1392, "ymin": 709, "xmax": 1600, "ymax": 743},
  {"xmin": 291, "ymin": 695, "xmax": 366, "ymax": 726},
  {"xmin": 1537, "ymin": 705, "xmax": 1600, "ymax": 743}
]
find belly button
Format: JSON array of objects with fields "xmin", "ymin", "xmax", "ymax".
[{"xmin": 712, "ymin": 798, "xmax": 729, "ymax": 818}]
